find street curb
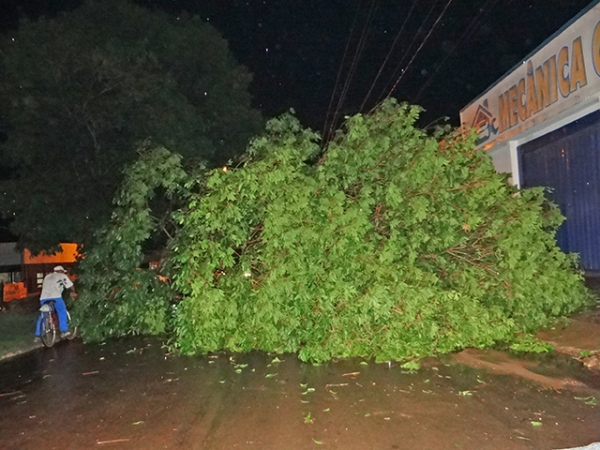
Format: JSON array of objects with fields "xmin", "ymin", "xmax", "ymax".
[{"xmin": 0, "ymin": 342, "xmax": 44, "ymax": 362}]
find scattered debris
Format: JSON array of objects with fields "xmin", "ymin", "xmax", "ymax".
[
  {"xmin": 342, "ymin": 372, "xmax": 360, "ymax": 377},
  {"xmin": 582, "ymin": 353, "xmax": 600, "ymax": 370},
  {"xmin": 574, "ymin": 396, "xmax": 597, "ymax": 405},
  {"xmin": 325, "ymin": 383, "xmax": 348, "ymax": 392},
  {"xmin": 515, "ymin": 435, "xmax": 532, "ymax": 441},
  {"xmin": 400, "ymin": 360, "xmax": 421, "ymax": 371},
  {"xmin": 97, "ymin": 438, "xmax": 130, "ymax": 445},
  {"xmin": 0, "ymin": 391, "xmax": 21, "ymax": 398}
]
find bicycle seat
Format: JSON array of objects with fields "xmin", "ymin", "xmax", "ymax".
[{"xmin": 39, "ymin": 303, "xmax": 54, "ymax": 312}]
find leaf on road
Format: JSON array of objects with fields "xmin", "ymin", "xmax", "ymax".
[{"xmin": 574, "ymin": 396, "xmax": 598, "ymax": 405}]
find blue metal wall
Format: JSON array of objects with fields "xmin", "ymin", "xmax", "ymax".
[{"xmin": 519, "ymin": 110, "xmax": 600, "ymax": 272}]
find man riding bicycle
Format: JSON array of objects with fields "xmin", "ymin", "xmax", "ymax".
[{"xmin": 35, "ymin": 265, "xmax": 78, "ymax": 339}]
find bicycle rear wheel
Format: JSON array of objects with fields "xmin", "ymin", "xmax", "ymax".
[{"xmin": 40, "ymin": 313, "xmax": 57, "ymax": 347}]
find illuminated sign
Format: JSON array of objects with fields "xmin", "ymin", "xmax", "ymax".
[{"xmin": 460, "ymin": 3, "xmax": 600, "ymax": 149}]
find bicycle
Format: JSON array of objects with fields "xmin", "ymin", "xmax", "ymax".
[{"xmin": 38, "ymin": 300, "xmax": 77, "ymax": 348}]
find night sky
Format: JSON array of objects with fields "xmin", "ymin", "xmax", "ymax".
[{"xmin": 0, "ymin": 0, "xmax": 595, "ymax": 132}]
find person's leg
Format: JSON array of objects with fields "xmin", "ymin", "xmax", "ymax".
[
  {"xmin": 35, "ymin": 299, "xmax": 49, "ymax": 337},
  {"xmin": 52, "ymin": 297, "xmax": 69, "ymax": 333},
  {"xmin": 35, "ymin": 311, "xmax": 42, "ymax": 336}
]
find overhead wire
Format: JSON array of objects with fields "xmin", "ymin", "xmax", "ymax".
[
  {"xmin": 375, "ymin": 0, "xmax": 440, "ymax": 106},
  {"xmin": 321, "ymin": 0, "xmax": 363, "ymax": 143},
  {"xmin": 413, "ymin": 0, "xmax": 498, "ymax": 103},
  {"xmin": 359, "ymin": 0, "xmax": 420, "ymax": 113},
  {"xmin": 385, "ymin": 0, "xmax": 455, "ymax": 100},
  {"xmin": 326, "ymin": 0, "xmax": 380, "ymax": 144},
  {"xmin": 323, "ymin": 0, "xmax": 457, "ymax": 145}
]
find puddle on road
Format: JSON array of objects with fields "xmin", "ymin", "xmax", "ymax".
[
  {"xmin": 450, "ymin": 348, "xmax": 600, "ymax": 391},
  {"xmin": 0, "ymin": 337, "xmax": 599, "ymax": 450}
]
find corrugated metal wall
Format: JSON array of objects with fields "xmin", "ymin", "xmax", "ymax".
[{"xmin": 519, "ymin": 110, "xmax": 600, "ymax": 272}]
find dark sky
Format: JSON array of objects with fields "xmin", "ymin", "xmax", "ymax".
[{"xmin": 0, "ymin": 0, "xmax": 594, "ymax": 132}]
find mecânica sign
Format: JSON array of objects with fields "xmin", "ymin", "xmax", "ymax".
[{"xmin": 460, "ymin": 2, "xmax": 600, "ymax": 149}]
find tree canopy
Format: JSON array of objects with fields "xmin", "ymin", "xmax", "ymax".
[
  {"xmin": 0, "ymin": 0, "xmax": 262, "ymax": 252},
  {"xmin": 74, "ymin": 100, "xmax": 591, "ymax": 363}
]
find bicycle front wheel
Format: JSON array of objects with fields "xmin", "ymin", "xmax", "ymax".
[
  {"xmin": 66, "ymin": 311, "xmax": 77, "ymax": 340},
  {"xmin": 66, "ymin": 326, "xmax": 78, "ymax": 340},
  {"xmin": 40, "ymin": 314, "xmax": 57, "ymax": 348}
]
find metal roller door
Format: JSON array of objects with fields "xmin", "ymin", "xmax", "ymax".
[{"xmin": 519, "ymin": 110, "xmax": 600, "ymax": 272}]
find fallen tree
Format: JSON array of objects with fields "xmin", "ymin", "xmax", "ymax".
[{"xmin": 76, "ymin": 100, "xmax": 591, "ymax": 362}]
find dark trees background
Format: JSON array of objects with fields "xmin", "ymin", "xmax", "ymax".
[{"xmin": 0, "ymin": 0, "xmax": 262, "ymax": 251}]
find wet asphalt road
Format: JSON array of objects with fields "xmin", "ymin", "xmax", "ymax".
[{"xmin": 1, "ymin": 337, "xmax": 600, "ymax": 450}]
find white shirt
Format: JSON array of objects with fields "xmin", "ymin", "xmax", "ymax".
[{"xmin": 40, "ymin": 272, "xmax": 74, "ymax": 300}]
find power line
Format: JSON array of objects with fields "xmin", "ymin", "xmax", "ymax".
[
  {"xmin": 376, "ymin": 0, "xmax": 440, "ymax": 105},
  {"xmin": 325, "ymin": 0, "xmax": 379, "ymax": 144},
  {"xmin": 321, "ymin": 0, "xmax": 362, "ymax": 143},
  {"xmin": 413, "ymin": 0, "xmax": 498, "ymax": 103},
  {"xmin": 359, "ymin": 0, "xmax": 420, "ymax": 113},
  {"xmin": 385, "ymin": 0, "xmax": 455, "ymax": 100}
]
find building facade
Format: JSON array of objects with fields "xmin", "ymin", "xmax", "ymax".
[
  {"xmin": 0, "ymin": 242, "xmax": 78, "ymax": 302},
  {"xmin": 460, "ymin": 0, "xmax": 600, "ymax": 273}
]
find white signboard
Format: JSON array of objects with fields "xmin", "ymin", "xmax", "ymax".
[{"xmin": 460, "ymin": 3, "xmax": 600, "ymax": 149}]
